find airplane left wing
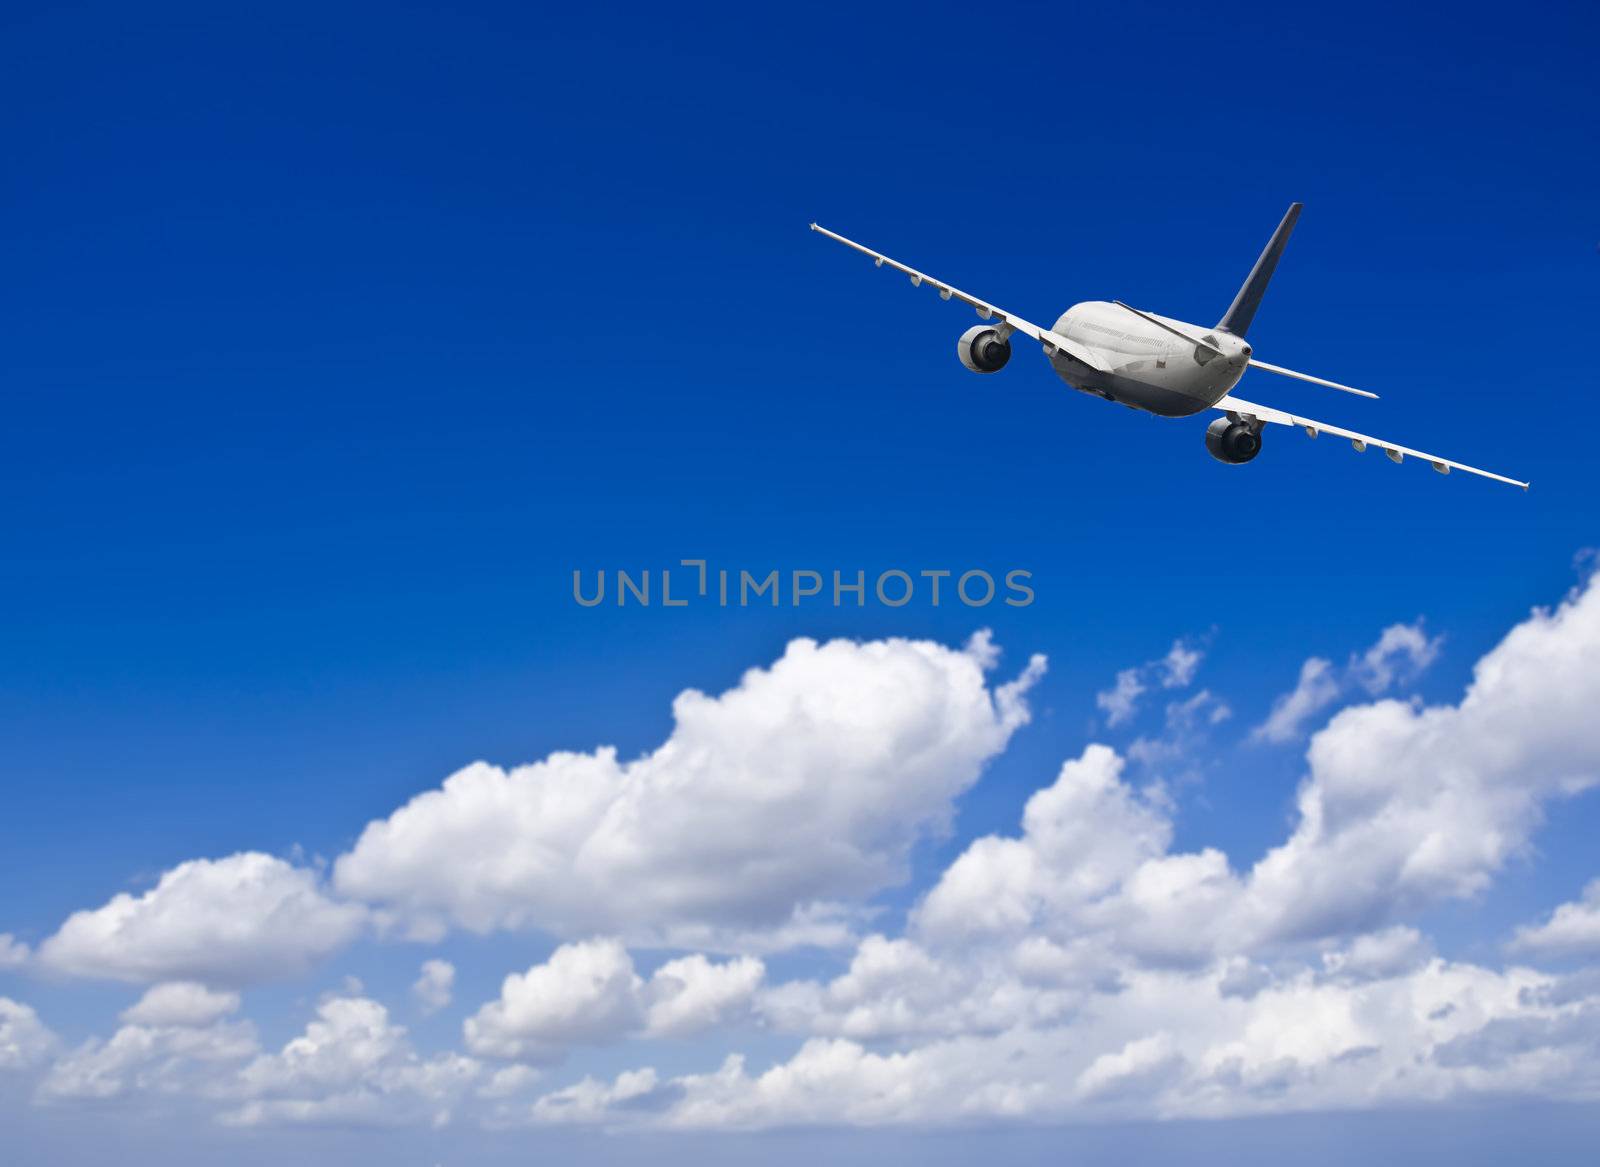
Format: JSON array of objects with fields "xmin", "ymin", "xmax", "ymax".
[
  {"xmin": 1215, "ymin": 395, "xmax": 1529, "ymax": 489},
  {"xmin": 810, "ymin": 223, "xmax": 1108, "ymax": 373}
]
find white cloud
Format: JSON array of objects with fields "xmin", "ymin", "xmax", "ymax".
[
  {"xmin": 1321, "ymin": 926, "xmax": 1433, "ymax": 981},
  {"xmin": 1160, "ymin": 641, "xmax": 1204, "ymax": 689},
  {"xmin": 647, "ymin": 1040, "xmax": 949, "ymax": 1129},
  {"xmin": 535, "ymin": 958, "xmax": 1598, "ymax": 1129},
  {"xmin": 1076, "ymin": 1033, "xmax": 1185, "ymax": 1101},
  {"xmin": 52, "ymin": 954, "xmax": 1600, "ymax": 1131},
  {"xmin": 1352, "ymin": 621, "xmax": 1442, "ymax": 694},
  {"xmin": 121, "ymin": 982, "xmax": 242, "ymax": 1028},
  {"xmin": 925, "ymin": 572, "xmax": 1600, "ymax": 963},
  {"xmin": 642, "ymin": 953, "xmax": 764, "ymax": 1038},
  {"xmin": 477, "ymin": 1063, "xmax": 542, "ymax": 1100},
  {"xmin": 1126, "ymin": 689, "xmax": 1232, "ymax": 778},
  {"xmin": 1097, "ymin": 639, "xmax": 1206, "ymax": 728},
  {"xmin": 0, "ymin": 934, "xmax": 30, "ymax": 970},
  {"xmin": 464, "ymin": 939, "xmax": 763, "ymax": 1060},
  {"xmin": 37, "ymin": 853, "xmax": 367, "ymax": 986},
  {"xmin": 1245, "ymin": 580, "xmax": 1600, "ymax": 943},
  {"xmin": 530, "ymin": 1066, "xmax": 667, "ymax": 1125},
  {"xmin": 32, "ymin": 992, "xmax": 479, "ymax": 1127},
  {"xmin": 759, "ymin": 933, "xmax": 1082, "ymax": 1042},
  {"xmin": 1254, "ymin": 621, "xmax": 1442, "ymax": 743},
  {"xmin": 719, "ymin": 577, "xmax": 1595, "ymax": 1125},
  {"xmin": 412, "ymin": 959, "xmax": 455, "ymax": 1015},
  {"xmin": 0, "ymin": 998, "xmax": 57, "ymax": 1071},
  {"xmin": 1252, "ymin": 657, "xmax": 1340, "ymax": 744},
  {"xmin": 1512, "ymin": 880, "xmax": 1600, "ymax": 957},
  {"xmin": 1096, "ymin": 669, "xmax": 1146, "ymax": 726},
  {"xmin": 335, "ymin": 634, "xmax": 1044, "ymax": 949},
  {"xmin": 225, "ymin": 996, "xmax": 480, "ymax": 1128},
  {"xmin": 1216, "ymin": 957, "xmax": 1272, "ymax": 1000},
  {"xmin": 913, "ymin": 744, "xmax": 1198, "ymax": 962},
  {"xmin": 18, "ymin": 581, "xmax": 1600, "ymax": 1134},
  {"xmin": 39, "ymin": 1016, "xmax": 257, "ymax": 1102},
  {"xmin": 41, "ymin": 982, "xmax": 253, "ymax": 1102},
  {"xmin": 464, "ymin": 939, "xmax": 643, "ymax": 1061}
]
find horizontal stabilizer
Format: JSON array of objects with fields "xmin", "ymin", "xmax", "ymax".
[{"xmin": 1248, "ymin": 358, "xmax": 1378, "ymax": 399}]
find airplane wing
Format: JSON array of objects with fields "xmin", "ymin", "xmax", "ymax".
[
  {"xmin": 1215, "ymin": 395, "xmax": 1529, "ymax": 489},
  {"xmin": 810, "ymin": 223, "xmax": 1109, "ymax": 374}
]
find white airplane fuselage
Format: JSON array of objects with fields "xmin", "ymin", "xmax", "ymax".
[{"xmin": 1046, "ymin": 300, "xmax": 1252, "ymax": 418}]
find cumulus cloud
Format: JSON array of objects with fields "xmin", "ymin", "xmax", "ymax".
[
  {"xmin": 464, "ymin": 939, "xmax": 762, "ymax": 1061},
  {"xmin": 37, "ymin": 853, "xmax": 367, "ymax": 986},
  {"xmin": 0, "ymin": 933, "xmax": 30, "ymax": 970},
  {"xmin": 225, "ymin": 996, "xmax": 480, "ymax": 1127},
  {"xmin": 16, "ymin": 580, "xmax": 1600, "ymax": 1134},
  {"xmin": 41, "ymin": 983, "xmax": 253, "ymax": 1103},
  {"xmin": 335, "ymin": 634, "xmax": 1044, "ymax": 949},
  {"xmin": 912, "ymin": 744, "xmax": 1218, "ymax": 965},
  {"xmin": 121, "ymin": 982, "xmax": 242, "ymax": 1028},
  {"xmin": 1246, "ymin": 584, "xmax": 1600, "ymax": 942},
  {"xmin": 643, "ymin": 953, "xmax": 766, "ymax": 1038},
  {"xmin": 0, "ymin": 998, "xmax": 57, "ymax": 1071},
  {"xmin": 489, "ymin": 574, "xmax": 1600, "ymax": 1128},
  {"xmin": 530, "ymin": 1067, "xmax": 671, "ymax": 1125},
  {"xmin": 30, "ymin": 990, "xmax": 479, "ymax": 1127},
  {"xmin": 464, "ymin": 940, "xmax": 644, "ymax": 1061},
  {"xmin": 1512, "ymin": 881, "xmax": 1600, "ymax": 957},
  {"xmin": 412, "ymin": 959, "xmax": 455, "ymax": 1015},
  {"xmin": 40, "ymin": 1015, "xmax": 257, "ymax": 1102},
  {"xmin": 1076, "ymin": 1033, "xmax": 1185, "ymax": 1102},
  {"xmin": 1254, "ymin": 621, "xmax": 1442, "ymax": 743},
  {"xmin": 478, "ymin": 1063, "xmax": 541, "ymax": 1100},
  {"xmin": 1320, "ymin": 926, "xmax": 1433, "ymax": 982},
  {"xmin": 759, "ymin": 933, "xmax": 1083, "ymax": 1043},
  {"xmin": 535, "ymin": 957, "xmax": 1597, "ymax": 1130},
  {"xmin": 924, "ymin": 573, "xmax": 1600, "ymax": 963}
]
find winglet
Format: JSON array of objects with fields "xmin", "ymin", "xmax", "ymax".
[{"xmin": 1218, "ymin": 203, "xmax": 1302, "ymax": 337}]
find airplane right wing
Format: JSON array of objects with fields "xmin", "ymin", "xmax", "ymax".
[
  {"xmin": 1216, "ymin": 395, "xmax": 1529, "ymax": 489},
  {"xmin": 809, "ymin": 223, "xmax": 1109, "ymax": 374}
]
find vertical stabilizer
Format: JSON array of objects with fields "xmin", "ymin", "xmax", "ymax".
[{"xmin": 1217, "ymin": 202, "xmax": 1302, "ymax": 337}]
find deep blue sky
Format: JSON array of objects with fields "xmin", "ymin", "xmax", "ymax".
[{"xmin": 2, "ymin": 0, "xmax": 1598, "ymax": 1160}]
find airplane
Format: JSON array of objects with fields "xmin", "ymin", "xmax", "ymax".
[{"xmin": 809, "ymin": 205, "xmax": 1528, "ymax": 489}]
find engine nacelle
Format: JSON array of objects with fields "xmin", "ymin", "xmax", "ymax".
[
  {"xmin": 1206, "ymin": 417, "xmax": 1262, "ymax": 464},
  {"xmin": 958, "ymin": 325, "xmax": 1011, "ymax": 373}
]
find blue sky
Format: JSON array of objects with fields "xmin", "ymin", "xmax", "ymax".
[{"xmin": 2, "ymin": 0, "xmax": 1599, "ymax": 1161}]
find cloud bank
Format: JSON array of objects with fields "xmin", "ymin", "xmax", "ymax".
[
  {"xmin": 334, "ymin": 632, "xmax": 1044, "ymax": 949},
  {"xmin": 4, "ymin": 581, "xmax": 1600, "ymax": 1136}
]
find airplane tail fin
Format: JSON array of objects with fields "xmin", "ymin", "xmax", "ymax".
[{"xmin": 1217, "ymin": 202, "xmax": 1302, "ymax": 337}]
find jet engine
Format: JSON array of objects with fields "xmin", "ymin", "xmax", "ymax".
[
  {"xmin": 957, "ymin": 325, "xmax": 1011, "ymax": 373},
  {"xmin": 1205, "ymin": 417, "xmax": 1262, "ymax": 464}
]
